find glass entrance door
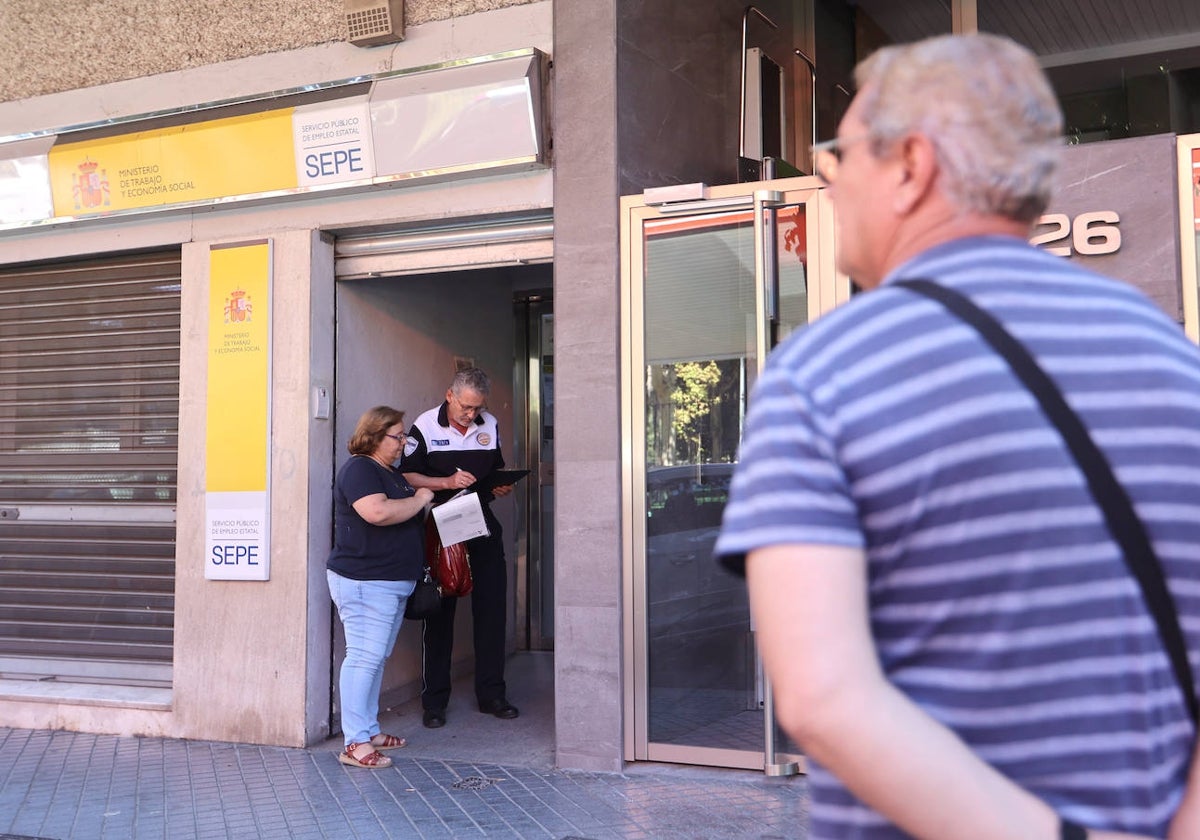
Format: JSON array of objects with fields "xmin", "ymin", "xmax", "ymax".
[{"xmin": 621, "ymin": 178, "xmax": 843, "ymax": 771}]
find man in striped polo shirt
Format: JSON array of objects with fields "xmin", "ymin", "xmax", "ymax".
[{"xmin": 716, "ymin": 34, "xmax": 1200, "ymax": 840}]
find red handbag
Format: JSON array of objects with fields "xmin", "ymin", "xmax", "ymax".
[{"xmin": 425, "ymin": 516, "xmax": 473, "ymax": 597}]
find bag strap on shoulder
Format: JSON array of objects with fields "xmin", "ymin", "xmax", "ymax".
[{"xmin": 895, "ymin": 277, "xmax": 1198, "ymax": 728}]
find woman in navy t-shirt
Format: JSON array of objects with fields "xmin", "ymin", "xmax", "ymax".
[{"xmin": 327, "ymin": 405, "xmax": 433, "ymax": 769}]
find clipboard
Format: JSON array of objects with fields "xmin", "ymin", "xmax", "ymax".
[
  {"xmin": 480, "ymin": 469, "xmax": 530, "ymax": 490},
  {"xmin": 430, "ymin": 468, "xmax": 532, "ymax": 504}
]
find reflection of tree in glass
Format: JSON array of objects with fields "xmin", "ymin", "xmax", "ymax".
[
  {"xmin": 647, "ymin": 365, "xmax": 674, "ymax": 465},
  {"xmin": 647, "ymin": 360, "xmax": 744, "ymax": 467},
  {"xmin": 671, "ymin": 361, "xmax": 720, "ymax": 463}
]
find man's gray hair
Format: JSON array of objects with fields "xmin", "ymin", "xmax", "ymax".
[
  {"xmin": 451, "ymin": 366, "xmax": 491, "ymax": 396},
  {"xmin": 855, "ymin": 33, "xmax": 1063, "ymax": 223}
]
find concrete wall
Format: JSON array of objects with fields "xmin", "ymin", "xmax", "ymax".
[
  {"xmin": 1051, "ymin": 134, "xmax": 1183, "ymax": 323},
  {"xmin": 552, "ymin": 0, "xmax": 623, "ymax": 772},
  {"xmin": 0, "ymin": 3, "xmax": 552, "ymax": 140},
  {"xmin": 307, "ymin": 234, "xmax": 339, "ymax": 740},
  {"xmin": 615, "ymin": 0, "xmax": 806, "ymax": 193},
  {"xmin": 174, "ymin": 229, "xmax": 335, "ymax": 746},
  {"xmin": 0, "ymin": 0, "xmax": 542, "ymax": 101}
]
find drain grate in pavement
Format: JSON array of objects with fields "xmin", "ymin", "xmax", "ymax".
[
  {"xmin": 2, "ymin": 835, "xmax": 59, "ymax": 840},
  {"xmin": 451, "ymin": 775, "xmax": 499, "ymax": 790}
]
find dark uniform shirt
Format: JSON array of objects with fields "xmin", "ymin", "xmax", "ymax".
[{"xmin": 402, "ymin": 401, "xmax": 505, "ymax": 504}]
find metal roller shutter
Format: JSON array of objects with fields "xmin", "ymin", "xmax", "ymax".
[{"xmin": 0, "ymin": 251, "xmax": 180, "ymax": 686}]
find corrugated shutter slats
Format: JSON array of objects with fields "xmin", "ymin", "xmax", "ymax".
[{"xmin": 0, "ymin": 252, "xmax": 180, "ymax": 677}]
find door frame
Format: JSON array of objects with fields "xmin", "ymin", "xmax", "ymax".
[
  {"xmin": 513, "ymin": 292, "xmax": 555, "ymax": 651},
  {"xmin": 619, "ymin": 175, "xmax": 845, "ymax": 771}
]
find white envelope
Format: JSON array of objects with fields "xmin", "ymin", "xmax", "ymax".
[{"xmin": 431, "ymin": 491, "xmax": 489, "ymax": 547}]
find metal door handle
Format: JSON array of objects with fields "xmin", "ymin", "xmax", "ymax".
[{"xmin": 753, "ymin": 190, "xmax": 784, "ymax": 368}]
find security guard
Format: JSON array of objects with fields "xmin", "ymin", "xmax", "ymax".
[{"xmin": 402, "ymin": 367, "xmax": 517, "ymax": 728}]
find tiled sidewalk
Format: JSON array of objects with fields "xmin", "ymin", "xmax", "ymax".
[{"xmin": 0, "ymin": 727, "xmax": 807, "ymax": 839}]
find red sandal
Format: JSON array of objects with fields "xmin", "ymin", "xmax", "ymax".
[
  {"xmin": 370, "ymin": 733, "xmax": 407, "ymax": 750},
  {"xmin": 338, "ymin": 742, "xmax": 393, "ymax": 769}
]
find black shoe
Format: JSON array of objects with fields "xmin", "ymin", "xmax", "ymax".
[
  {"xmin": 478, "ymin": 698, "xmax": 519, "ymax": 719},
  {"xmin": 423, "ymin": 709, "xmax": 446, "ymax": 728}
]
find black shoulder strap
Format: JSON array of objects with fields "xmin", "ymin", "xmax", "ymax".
[{"xmin": 895, "ymin": 278, "xmax": 1199, "ymax": 727}]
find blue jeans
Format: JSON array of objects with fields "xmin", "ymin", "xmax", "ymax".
[{"xmin": 326, "ymin": 570, "xmax": 415, "ymax": 746}]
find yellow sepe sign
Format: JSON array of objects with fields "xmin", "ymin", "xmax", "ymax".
[{"xmin": 47, "ymin": 109, "xmax": 297, "ymax": 216}]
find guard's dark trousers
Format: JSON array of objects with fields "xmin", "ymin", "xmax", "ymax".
[{"xmin": 421, "ymin": 512, "xmax": 507, "ymax": 710}]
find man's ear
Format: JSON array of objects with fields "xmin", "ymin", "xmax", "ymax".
[{"xmin": 893, "ymin": 134, "xmax": 938, "ymax": 215}]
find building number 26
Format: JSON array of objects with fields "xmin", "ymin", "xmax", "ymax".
[{"xmin": 1030, "ymin": 210, "xmax": 1121, "ymax": 257}]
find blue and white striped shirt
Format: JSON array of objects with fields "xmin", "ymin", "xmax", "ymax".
[{"xmin": 715, "ymin": 235, "xmax": 1200, "ymax": 838}]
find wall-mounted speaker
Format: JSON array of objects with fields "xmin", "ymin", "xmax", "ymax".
[{"xmin": 344, "ymin": 0, "xmax": 404, "ymax": 47}]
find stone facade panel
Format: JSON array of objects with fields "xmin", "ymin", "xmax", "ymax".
[{"xmin": 0, "ymin": 0, "xmax": 540, "ymax": 101}]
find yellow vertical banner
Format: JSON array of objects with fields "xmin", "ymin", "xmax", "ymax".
[{"xmin": 205, "ymin": 241, "xmax": 272, "ymax": 581}]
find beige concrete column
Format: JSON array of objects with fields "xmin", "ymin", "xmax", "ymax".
[
  {"xmin": 174, "ymin": 229, "xmax": 335, "ymax": 747},
  {"xmin": 551, "ymin": 0, "xmax": 625, "ymax": 772}
]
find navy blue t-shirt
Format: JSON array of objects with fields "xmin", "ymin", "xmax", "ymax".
[{"xmin": 326, "ymin": 455, "xmax": 424, "ymax": 581}]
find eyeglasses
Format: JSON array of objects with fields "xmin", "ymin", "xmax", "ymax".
[
  {"xmin": 810, "ymin": 134, "xmax": 873, "ymax": 185},
  {"xmin": 384, "ymin": 432, "xmax": 407, "ymax": 443},
  {"xmin": 451, "ymin": 396, "xmax": 486, "ymax": 415}
]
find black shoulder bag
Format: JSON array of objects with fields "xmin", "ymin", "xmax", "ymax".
[
  {"xmin": 895, "ymin": 278, "xmax": 1199, "ymax": 729},
  {"xmin": 404, "ymin": 565, "xmax": 443, "ymax": 620}
]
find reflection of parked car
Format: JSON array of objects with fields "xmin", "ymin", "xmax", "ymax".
[
  {"xmin": 645, "ymin": 464, "xmax": 750, "ymax": 692},
  {"xmin": 647, "ymin": 463, "xmax": 731, "ymax": 538},
  {"xmin": 646, "ymin": 462, "xmax": 736, "ymax": 595}
]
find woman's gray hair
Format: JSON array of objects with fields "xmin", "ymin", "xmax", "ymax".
[
  {"xmin": 854, "ymin": 33, "xmax": 1063, "ymax": 223},
  {"xmin": 451, "ymin": 366, "xmax": 491, "ymax": 396}
]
